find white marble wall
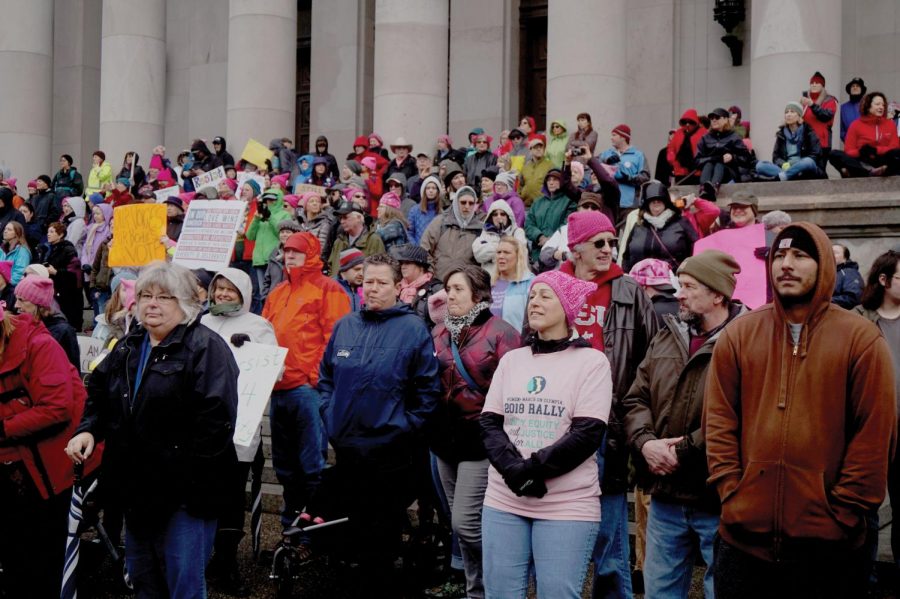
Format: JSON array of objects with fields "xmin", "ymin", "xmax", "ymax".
[{"xmin": 52, "ymin": 0, "xmax": 102, "ymax": 172}]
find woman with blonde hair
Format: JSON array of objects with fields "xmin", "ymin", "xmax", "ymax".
[
  {"xmin": 375, "ymin": 191, "xmax": 409, "ymax": 251},
  {"xmin": 489, "ymin": 236, "xmax": 534, "ymax": 333}
]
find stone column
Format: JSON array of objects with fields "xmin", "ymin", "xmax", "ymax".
[
  {"xmin": 99, "ymin": 0, "xmax": 166, "ymax": 167},
  {"xmin": 373, "ymin": 0, "xmax": 448, "ymax": 156},
  {"xmin": 226, "ymin": 0, "xmax": 297, "ymax": 159},
  {"xmin": 547, "ymin": 0, "xmax": 626, "ymax": 144},
  {"xmin": 310, "ymin": 0, "xmax": 375, "ymax": 155},
  {"xmin": 0, "ymin": 0, "xmax": 54, "ymax": 180},
  {"xmin": 750, "ymin": 0, "xmax": 842, "ymax": 159}
]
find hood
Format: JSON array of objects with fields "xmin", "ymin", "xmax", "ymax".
[
  {"xmin": 550, "ymin": 119, "xmax": 568, "ymax": 138},
  {"xmin": 353, "ymin": 135, "xmax": 368, "ymax": 148},
  {"xmin": 65, "ymin": 196, "xmax": 86, "ymax": 219},
  {"xmin": 679, "ymin": 109, "xmax": 699, "ymax": 125},
  {"xmin": 315, "ymin": 135, "xmax": 329, "ymax": 152},
  {"xmin": 312, "ymin": 155, "xmax": 330, "ymax": 167},
  {"xmin": 208, "ymin": 267, "xmax": 252, "ymax": 316},
  {"xmin": 285, "ymin": 232, "xmax": 325, "ymax": 283},
  {"xmin": 368, "ymin": 132, "xmax": 384, "ymax": 147},
  {"xmin": 484, "ymin": 198, "xmax": 516, "ymax": 225},
  {"xmin": 296, "ymin": 154, "xmax": 315, "ymax": 176},
  {"xmin": 449, "ymin": 187, "xmax": 484, "ymax": 230},
  {"xmin": 268, "ymin": 138, "xmax": 283, "ymax": 151},
  {"xmin": 540, "ymin": 169, "xmax": 565, "ymax": 196},
  {"xmin": 213, "ymin": 136, "xmax": 227, "ymax": 150},
  {"xmin": 421, "ymin": 175, "xmax": 445, "ymax": 204},
  {"xmin": 441, "ymin": 159, "xmax": 463, "ymax": 177},
  {"xmin": 191, "ymin": 139, "xmax": 211, "ymax": 156},
  {"xmin": 94, "ymin": 202, "xmax": 113, "ymax": 224},
  {"xmin": 768, "ymin": 222, "xmax": 836, "ymax": 327},
  {"xmin": 262, "ymin": 187, "xmax": 286, "ymax": 212}
]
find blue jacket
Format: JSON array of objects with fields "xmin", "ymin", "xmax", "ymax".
[
  {"xmin": 318, "ymin": 302, "xmax": 441, "ymax": 461},
  {"xmin": 336, "ymin": 276, "xmax": 362, "ymax": 312},
  {"xmin": 600, "ymin": 146, "xmax": 646, "ymax": 208},
  {"xmin": 408, "ymin": 204, "xmax": 438, "ymax": 246},
  {"xmin": 1, "ymin": 244, "xmax": 31, "ymax": 285},
  {"xmin": 495, "ymin": 273, "xmax": 534, "ymax": 333},
  {"xmin": 832, "ymin": 260, "xmax": 864, "ymax": 309},
  {"xmin": 840, "ymin": 101, "xmax": 861, "ymax": 142}
]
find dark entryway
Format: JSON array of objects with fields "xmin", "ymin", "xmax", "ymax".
[
  {"xmin": 519, "ymin": 0, "xmax": 547, "ymax": 131},
  {"xmin": 296, "ymin": 0, "xmax": 311, "ymax": 152}
]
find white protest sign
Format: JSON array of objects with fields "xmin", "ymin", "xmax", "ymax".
[
  {"xmin": 236, "ymin": 171, "xmax": 266, "ymax": 196},
  {"xmin": 77, "ymin": 336, "xmax": 106, "ymax": 374},
  {"xmin": 153, "ymin": 185, "xmax": 180, "ymax": 203},
  {"xmin": 172, "ymin": 200, "xmax": 246, "ymax": 271},
  {"xmin": 230, "ymin": 342, "xmax": 288, "ymax": 450},
  {"xmin": 191, "ymin": 165, "xmax": 226, "ymax": 192}
]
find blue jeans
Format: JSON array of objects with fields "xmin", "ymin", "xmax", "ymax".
[
  {"xmin": 644, "ymin": 498, "xmax": 717, "ymax": 598},
  {"xmin": 482, "ymin": 506, "xmax": 598, "ymax": 599},
  {"xmin": 756, "ymin": 157, "xmax": 819, "ymax": 181},
  {"xmin": 270, "ymin": 385, "xmax": 326, "ymax": 527},
  {"xmin": 125, "ymin": 508, "xmax": 217, "ymax": 599},
  {"xmin": 591, "ymin": 449, "xmax": 633, "ymax": 599},
  {"xmin": 430, "ymin": 452, "xmax": 464, "ymax": 570}
]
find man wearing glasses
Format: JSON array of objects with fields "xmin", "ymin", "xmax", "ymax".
[{"xmin": 560, "ymin": 210, "xmax": 658, "ymax": 598}]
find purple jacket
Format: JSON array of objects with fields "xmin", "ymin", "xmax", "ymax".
[{"xmin": 484, "ymin": 191, "xmax": 525, "ymax": 228}]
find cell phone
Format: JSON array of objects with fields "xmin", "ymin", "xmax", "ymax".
[{"xmin": 802, "ymin": 91, "xmax": 809, "ymax": 98}]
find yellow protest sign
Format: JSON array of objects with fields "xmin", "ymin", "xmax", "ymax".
[
  {"xmin": 107, "ymin": 204, "xmax": 168, "ymax": 267},
  {"xmin": 240, "ymin": 138, "xmax": 275, "ymax": 169}
]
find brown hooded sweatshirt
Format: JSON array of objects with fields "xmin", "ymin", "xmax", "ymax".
[{"xmin": 703, "ymin": 222, "xmax": 896, "ymax": 562}]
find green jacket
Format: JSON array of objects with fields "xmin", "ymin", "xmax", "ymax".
[
  {"xmin": 546, "ymin": 119, "xmax": 569, "ymax": 169},
  {"xmin": 519, "ymin": 157, "xmax": 553, "ymax": 207},
  {"xmin": 328, "ymin": 226, "xmax": 385, "ymax": 276},
  {"xmin": 524, "ymin": 191, "xmax": 576, "ymax": 262},
  {"xmin": 246, "ymin": 188, "xmax": 292, "ymax": 266}
]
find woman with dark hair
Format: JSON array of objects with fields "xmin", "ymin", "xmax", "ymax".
[
  {"xmin": 18, "ymin": 202, "xmax": 41, "ymax": 250},
  {"xmin": 431, "ymin": 264, "xmax": 520, "ymax": 599},
  {"xmin": 0, "ymin": 221, "xmax": 31, "ymax": 284},
  {"xmin": 569, "ymin": 112, "xmax": 599, "ymax": 154},
  {"xmin": 85, "ymin": 150, "xmax": 113, "ymax": 197},
  {"xmin": 51, "ymin": 154, "xmax": 85, "ymax": 198},
  {"xmin": 622, "ymin": 181, "xmax": 698, "ymax": 272},
  {"xmin": 44, "ymin": 221, "xmax": 83, "ymax": 330},
  {"xmin": 829, "ymin": 91, "xmax": 900, "ymax": 177},
  {"xmin": 695, "ymin": 108, "xmax": 751, "ymax": 188},
  {"xmin": 116, "ymin": 151, "xmax": 146, "ymax": 194}
]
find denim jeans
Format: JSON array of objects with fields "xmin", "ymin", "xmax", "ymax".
[
  {"xmin": 270, "ymin": 384, "xmax": 326, "ymax": 527},
  {"xmin": 431, "ymin": 452, "xmax": 464, "ymax": 570},
  {"xmin": 590, "ymin": 492, "xmax": 633, "ymax": 598},
  {"xmin": 125, "ymin": 508, "xmax": 217, "ymax": 599},
  {"xmin": 482, "ymin": 506, "xmax": 598, "ymax": 599},
  {"xmin": 756, "ymin": 157, "xmax": 819, "ymax": 181},
  {"xmin": 644, "ymin": 498, "xmax": 718, "ymax": 598},
  {"xmin": 436, "ymin": 457, "xmax": 489, "ymax": 598}
]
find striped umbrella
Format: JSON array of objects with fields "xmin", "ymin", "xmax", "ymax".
[
  {"xmin": 250, "ymin": 446, "xmax": 264, "ymax": 559},
  {"xmin": 60, "ymin": 473, "xmax": 98, "ymax": 599}
]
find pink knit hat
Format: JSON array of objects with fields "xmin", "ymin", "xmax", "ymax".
[
  {"xmin": 530, "ymin": 270, "xmax": 597, "ymax": 327},
  {"xmin": 0, "ymin": 261, "xmax": 12, "ymax": 284},
  {"xmin": 120, "ymin": 278, "xmax": 137, "ymax": 311},
  {"xmin": 149, "ymin": 155, "xmax": 164, "ymax": 171},
  {"xmin": 15, "ymin": 274, "xmax": 55, "ymax": 308},
  {"xmin": 271, "ymin": 173, "xmax": 291, "ymax": 190},
  {"xmin": 360, "ymin": 157, "xmax": 377, "ymax": 172},
  {"xmin": 283, "ymin": 194, "xmax": 300, "ymax": 209},
  {"xmin": 379, "ymin": 192, "xmax": 402, "ymax": 209},
  {"xmin": 220, "ymin": 177, "xmax": 238, "ymax": 192},
  {"xmin": 629, "ymin": 258, "xmax": 674, "ymax": 288},
  {"xmin": 5, "ymin": 178, "xmax": 16, "ymax": 191},
  {"xmin": 567, "ymin": 211, "xmax": 616, "ymax": 251}
]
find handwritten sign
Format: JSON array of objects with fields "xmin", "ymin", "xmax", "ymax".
[
  {"xmin": 236, "ymin": 171, "xmax": 266, "ymax": 196},
  {"xmin": 293, "ymin": 183, "xmax": 326, "ymax": 196},
  {"xmin": 107, "ymin": 204, "xmax": 167, "ymax": 267},
  {"xmin": 191, "ymin": 165, "xmax": 226, "ymax": 192},
  {"xmin": 173, "ymin": 200, "xmax": 246, "ymax": 271},
  {"xmin": 153, "ymin": 185, "xmax": 180, "ymax": 203},
  {"xmin": 229, "ymin": 342, "xmax": 288, "ymax": 452},
  {"xmin": 693, "ymin": 223, "xmax": 767, "ymax": 309},
  {"xmin": 77, "ymin": 336, "xmax": 106, "ymax": 374},
  {"xmin": 240, "ymin": 138, "xmax": 274, "ymax": 169}
]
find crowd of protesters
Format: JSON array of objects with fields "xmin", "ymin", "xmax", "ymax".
[{"xmin": 0, "ymin": 70, "xmax": 898, "ymax": 599}]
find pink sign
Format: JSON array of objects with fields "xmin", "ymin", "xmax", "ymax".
[{"xmin": 693, "ymin": 223, "xmax": 768, "ymax": 309}]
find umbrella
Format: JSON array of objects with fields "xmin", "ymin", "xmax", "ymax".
[
  {"xmin": 250, "ymin": 447, "xmax": 264, "ymax": 559},
  {"xmin": 61, "ymin": 466, "xmax": 98, "ymax": 599}
]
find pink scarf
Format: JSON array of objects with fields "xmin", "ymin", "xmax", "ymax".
[{"xmin": 399, "ymin": 272, "xmax": 434, "ymax": 303}]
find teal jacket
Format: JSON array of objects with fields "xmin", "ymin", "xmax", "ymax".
[
  {"xmin": 246, "ymin": 188, "xmax": 292, "ymax": 266},
  {"xmin": 524, "ymin": 191, "xmax": 577, "ymax": 262},
  {"xmin": 1, "ymin": 244, "xmax": 31, "ymax": 285}
]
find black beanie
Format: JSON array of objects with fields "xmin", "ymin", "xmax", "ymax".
[{"xmin": 773, "ymin": 227, "xmax": 819, "ymax": 262}]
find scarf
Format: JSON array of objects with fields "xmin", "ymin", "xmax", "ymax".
[
  {"xmin": 209, "ymin": 302, "xmax": 242, "ymax": 316},
  {"xmin": 644, "ymin": 209, "xmax": 674, "ymax": 230},
  {"xmin": 399, "ymin": 272, "xmax": 433, "ymax": 303},
  {"xmin": 444, "ymin": 302, "xmax": 490, "ymax": 345}
]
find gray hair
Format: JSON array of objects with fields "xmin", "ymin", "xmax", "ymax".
[
  {"xmin": 136, "ymin": 261, "xmax": 202, "ymax": 323},
  {"xmin": 761, "ymin": 210, "xmax": 792, "ymax": 231}
]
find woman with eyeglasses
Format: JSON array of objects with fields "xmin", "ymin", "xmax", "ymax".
[
  {"xmin": 421, "ymin": 186, "xmax": 486, "ymax": 280},
  {"xmin": 695, "ymin": 108, "xmax": 751, "ymax": 190},
  {"xmin": 67, "ymin": 261, "xmax": 239, "ymax": 598},
  {"xmin": 622, "ymin": 180, "xmax": 698, "ymax": 272}
]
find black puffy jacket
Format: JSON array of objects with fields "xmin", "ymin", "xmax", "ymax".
[
  {"xmin": 694, "ymin": 130, "xmax": 751, "ymax": 169},
  {"xmin": 78, "ymin": 317, "xmax": 239, "ymax": 532}
]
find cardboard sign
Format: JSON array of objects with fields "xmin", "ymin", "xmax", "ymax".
[
  {"xmin": 293, "ymin": 183, "xmax": 326, "ymax": 196},
  {"xmin": 229, "ymin": 342, "xmax": 288, "ymax": 450},
  {"xmin": 239, "ymin": 138, "xmax": 274, "ymax": 169},
  {"xmin": 107, "ymin": 204, "xmax": 167, "ymax": 267},
  {"xmin": 236, "ymin": 171, "xmax": 266, "ymax": 196},
  {"xmin": 77, "ymin": 336, "xmax": 106, "ymax": 374},
  {"xmin": 191, "ymin": 165, "xmax": 226, "ymax": 192},
  {"xmin": 693, "ymin": 223, "xmax": 768, "ymax": 309},
  {"xmin": 153, "ymin": 185, "xmax": 180, "ymax": 203},
  {"xmin": 172, "ymin": 200, "xmax": 245, "ymax": 271}
]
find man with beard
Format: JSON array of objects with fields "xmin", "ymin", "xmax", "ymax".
[
  {"xmin": 840, "ymin": 77, "xmax": 867, "ymax": 143},
  {"xmin": 623, "ymin": 250, "xmax": 744, "ymax": 597},
  {"xmin": 705, "ymin": 222, "xmax": 896, "ymax": 596}
]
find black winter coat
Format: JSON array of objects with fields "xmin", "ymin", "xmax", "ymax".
[
  {"xmin": 42, "ymin": 313, "xmax": 80, "ymax": 371},
  {"xmin": 77, "ymin": 318, "xmax": 239, "ymax": 531},
  {"xmin": 32, "ymin": 190, "xmax": 61, "ymax": 232},
  {"xmin": 623, "ymin": 213, "xmax": 698, "ymax": 272},
  {"xmin": 694, "ymin": 130, "xmax": 751, "ymax": 169}
]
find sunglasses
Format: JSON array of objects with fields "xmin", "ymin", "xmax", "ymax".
[
  {"xmin": 458, "ymin": 200, "xmax": 477, "ymax": 207},
  {"xmin": 590, "ymin": 237, "xmax": 618, "ymax": 250}
]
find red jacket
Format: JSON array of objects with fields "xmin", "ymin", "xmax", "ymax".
[
  {"xmin": 802, "ymin": 93, "xmax": 838, "ymax": 149},
  {"xmin": 844, "ymin": 115, "xmax": 900, "ymax": 158},
  {"xmin": 0, "ymin": 316, "xmax": 101, "ymax": 498},
  {"xmin": 667, "ymin": 109, "xmax": 707, "ymax": 178}
]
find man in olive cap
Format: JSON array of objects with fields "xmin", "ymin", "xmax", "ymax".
[{"xmin": 624, "ymin": 249, "xmax": 745, "ymax": 598}]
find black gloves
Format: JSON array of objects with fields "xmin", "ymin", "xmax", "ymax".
[
  {"xmin": 603, "ymin": 153, "xmax": 621, "ymax": 165},
  {"xmin": 230, "ymin": 333, "xmax": 251, "ymax": 347},
  {"xmin": 504, "ymin": 458, "xmax": 547, "ymax": 498},
  {"xmin": 754, "ymin": 246, "xmax": 769, "ymax": 260},
  {"xmin": 257, "ymin": 200, "xmax": 270, "ymax": 221}
]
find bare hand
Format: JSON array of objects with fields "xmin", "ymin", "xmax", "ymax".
[
  {"xmin": 800, "ymin": 96, "xmax": 812, "ymax": 107},
  {"xmin": 723, "ymin": 153, "xmax": 733, "ymax": 164},
  {"xmin": 641, "ymin": 437, "xmax": 683, "ymax": 476},
  {"xmin": 47, "ymin": 265, "xmax": 57, "ymax": 276},
  {"xmin": 66, "ymin": 432, "xmax": 95, "ymax": 464}
]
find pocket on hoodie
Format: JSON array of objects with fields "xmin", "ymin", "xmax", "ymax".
[
  {"xmin": 720, "ymin": 460, "xmax": 778, "ymax": 534},
  {"xmin": 781, "ymin": 464, "xmax": 846, "ymax": 540}
]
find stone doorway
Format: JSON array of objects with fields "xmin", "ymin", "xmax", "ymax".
[
  {"xmin": 519, "ymin": 0, "xmax": 547, "ymax": 131},
  {"xmin": 296, "ymin": 0, "xmax": 311, "ymax": 152}
]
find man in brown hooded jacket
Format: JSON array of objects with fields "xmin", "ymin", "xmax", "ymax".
[{"xmin": 704, "ymin": 222, "xmax": 896, "ymax": 597}]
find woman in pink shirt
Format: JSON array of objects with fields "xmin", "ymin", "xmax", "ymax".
[{"xmin": 480, "ymin": 269, "xmax": 613, "ymax": 598}]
